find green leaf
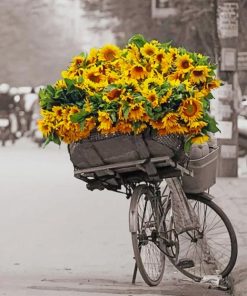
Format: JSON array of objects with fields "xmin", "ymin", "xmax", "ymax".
[
  {"xmin": 202, "ymin": 99, "xmax": 210, "ymax": 111},
  {"xmin": 54, "ymin": 88, "xmax": 63, "ymax": 99},
  {"xmin": 39, "ymin": 88, "xmax": 55, "ymax": 110},
  {"xmin": 205, "ymin": 93, "xmax": 214, "ymax": 100},
  {"xmin": 128, "ymin": 34, "xmax": 147, "ymax": 48},
  {"xmin": 43, "ymin": 133, "xmax": 61, "ymax": 146},
  {"xmin": 110, "ymin": 112, "xmax": 117, "ymax": 123},
  {"xmin": 52, "ymin": 133, "xmax": 61, "ymax": 145},
  {"xmin": 184, "ymin": 138, "xmax": 192, "ymax": 153},
  {"xmin": 203, "ymin": 113, "xmax": 220, "ymax": 133},
  {"xmin": 144, "ymin": 104, "xmax": 154, "ymax": 119},
  {"xmin": 79, "ymin": 120, "xmax": 85, "ymax": 130},
  {"xmin": 70, "ymin": 111, "xmax": 87, "ymax": 123},
  {"xmin": 132, "ymin": 121, "xmax": 141, "ymax": 132},
  {"xmin": 79, "ymin": 51, "xmax": 87, "ymax": 58},
  {"xmin": 159, "ymin": 41, "xmax": 172, "ymax": 51},
  {"xmin": 64, "ymin": 78, "xmax": 74, "ymax": 88},
  {"xmin": 133, "ymin": 94, "xmax": 144, "ymax": 103},
  {"xmin": 104, "ymin": 84, "xmax": 118, "ymax": 92},
  {"xmin": 46, "ymin": 85, "xmax": 55, "ymax": 96},
  {"xmin": 123, "ymin": 104, "xmax": 130, "ymax": 119},
  {"xmin": 153, "ymin": 105, "xmax": 162, "ymax": 112},
  {"xmin": 77, "ymin": 76, "xmax": 84, "ymax": 84},
  {"xmin": 160, "ymin": 81, "xmax": 170, "ymax": 90},
  {"xmin": 43, "ymin": 136, "xmax": 52, "ymax": 147}
]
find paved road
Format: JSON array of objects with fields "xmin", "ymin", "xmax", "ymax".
[{"xmin": 0, "ymin": 139, "xmax": 230, "ymax": 295}]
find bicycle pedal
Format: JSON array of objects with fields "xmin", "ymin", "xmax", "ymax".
[{"xmin": 176, "ymin": 258, "xmax": 195, "ymax": 269}]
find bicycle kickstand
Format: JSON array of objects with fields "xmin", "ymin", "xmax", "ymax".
[{"xmin": 132, "ymin": 261, "xmax": 138, "ymax": 284}]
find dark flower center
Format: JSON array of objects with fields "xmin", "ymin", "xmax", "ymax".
[
  {"xmin": 182, "ymin": 60, "xmax": 190, "ymax": 69},
  {"xmin": 193, "ymin": 70, "xmax": 203, "ymax": 77},
  {"xmin": 88, "ymin": 73, "xmax": 101, "ymax": 83}
]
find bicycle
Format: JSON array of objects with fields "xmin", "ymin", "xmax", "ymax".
[
  {"xmin": 129, "ymin": 179, "xmax": 238, "ymax": 286},
  {"xmin": 69, "ymin": 134, "xmax": 238, "ymax": 287}
]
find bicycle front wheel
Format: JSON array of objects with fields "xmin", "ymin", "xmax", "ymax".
[
  {"xmin": 129, "ymin": 185, "xmax": 165, "ymax": 286},
  {"xmin": 166, "ymin": 192, "xmax": 238, "ymax": 281}
]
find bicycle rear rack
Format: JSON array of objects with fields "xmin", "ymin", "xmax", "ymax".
[{"xmin": 74, "ymin": 155, "xmax": 193, "ymax": 178}]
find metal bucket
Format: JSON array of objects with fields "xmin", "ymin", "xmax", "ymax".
[{"xmin": 182, "ymin": 147, "xmax": 219, "ymax": 194}]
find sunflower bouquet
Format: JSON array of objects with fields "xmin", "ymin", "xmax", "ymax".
[{"xmin": 38, "ymin": 34, "xmax": 220, "ymax": 151}]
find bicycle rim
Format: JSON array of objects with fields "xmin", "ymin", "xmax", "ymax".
[
  {"xmin": 166, "ymin": 193, "xmax": 238, "ymax": 281},
  {"xmin": 130, "ymin": 185, "xmax": 165, "ymax": 286}
]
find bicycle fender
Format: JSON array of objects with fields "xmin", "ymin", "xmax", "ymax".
[
  {"xmin": 129, "ymin": 207, "xmax": 137, "ymax": 233},
  {"xmin": 129, "ymin": 185, "xmax": 149, "ymax": 233},
  {"xmin": 187, "ymin": 192, "xmax": 214, "ymax": 201}
]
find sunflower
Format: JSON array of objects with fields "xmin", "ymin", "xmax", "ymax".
[
  {"xmin": 160, "ymin": 89, "xmax": 172, "ymax": 104},
  {"xmin": 171, "ymin": 125, "xmax": 188, "ymax": 134},
  {"xmin": 188, "ymin": 121, "xmax": 208, "ymax": 134},
  {"xmin": 71, "ymin": 55, "xmax": 84, "ymax": 67},
  {"xmin": 61, "ymin": 69, "xmax": 76, "ymax": 80},
  {"xmin": 98, "ymin": 44, "xmax": 121, "ymax": 62},
  {"xmin": 194, "ymin": 89, "xmax": 208, "ymax": 100},
  {"xmin": 84, "ymin": 67, "xmax": 107, "ymax": 89},
  {"xmin": 178, "ymin": 98, "xmax": 203, "ymax": 123},
  {"xmin": 162, "ymin": 112, "xmax": 179, "ymax": 129},
  {"xmin": 154, "ymin": 49, "xmax": 168, "ymax": 63},
  {"xmin": 85, "ymin": 116, "xmax": 96, "ymax": 132},
  {"xmin": 125, "ymin": 43, "xmax": 141, "ymax": 62},
  {"xmin": 157, "ymin": 128, "xmax": 169, "ymax": 136},
  {"xmin": 130, "ymin": 64, "xmax": 147, "ymax": 80},
  {"xmin": 167, "ymin": 71, "xmax": 184, "ymax": 85},
  {"xmin": 87, "ymin": 48, "xmax": 98, "ymax": 64},
  {"xmin": 206, "ymin": 79, "xmax": 221, "ymax": 90},
  {"xmin": 107, "ymin": 88, "xmax": 122, "ymax": 101},
  {"xmin": 145, "ymin": 61, "xmax": 155, "ymax": 73},
  {"xmin": 160, "ymin": 58, "xmax": 171, "ymax": 74},
  {"xmin": 133, "ymin": 123, "xmax": 147, "ymax": 134},
  {"xmin": 69, "ymin": 105, "xmax": 80, "ymax": 116},
  {"xmin": 149, "ymin": 119, "xmax": 164, "ymax": 130},
  {"xmin": 145, "ymin": 89, "xmax": 159, "ymax": 108},
  {"xmin": 116, "ymin": 121, "xmax": 132, "ymax": 134},
  {"xmin": 97, "ymin": 111, "xmax": 113, "ymax": 133},
  {"xmin": 191, "ymin": 135, "xmax": 209, "ymax": 144},
  {"xmin": 107, "ymin": 71, "xmax": 119, "ymax": 84},
  {"xmin": 40, "ymin": 109, "xmax": 56, "ymax": 124},
  {"xmin": 140, "ymin": 43, "xmax": 158, "ymax": 58},
  {"xmin": 54, "ymin": 79, "xmax": 66, "ymax": 89},
  {"xmin": 142, "ymin": 76, "xmax": 163, "ymax": 90},
  {"xmin": 38, "ymin": 119, "xmax": 53, "ymax": 137},
  {"xmin": 39, "ymin": 34, "xmax": 221, "ymax": 146},
  {"xmin": 168, "ymin": 47, "xmax": 178, "ymax": 62},
  {"xmin": 182, "ymin": 80, "xmax": 193, "ymax": 92},
  {"xmin": 52, "ymin": 106, "xmax": 64, "ymax": 121},
  {"xmin": 128, "ymin": 103, "xmax": 145, "ymax": 121},
  {"xmin": 126, "ymin": 78, "xmax": 142, "ymax": 92},
  {"xmin": 62, "ymin": 107, "xmax": 71, "ymax": 123},
  {"xmin": 190, "ymin": 65, "xmax": 209, "ymax": 84},
  {"xmin": 84, "ymin": 99, "xmax": 92, "ymax": 113},
  {"xmin": 162, "ymin": 112, "xmax": 188, "ymax": 134},
  {"xmin": 176, "ymin": 54, "xmax": 193, "ymax": 73}
]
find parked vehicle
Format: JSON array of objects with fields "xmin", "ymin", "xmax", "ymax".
[
  {"xmin": 0, "ymin": 84, "xmax": 16, "ymax": 146},
  {"xmin": 29, "ymin": 97, "xmax": 45, "ymax": 147}
]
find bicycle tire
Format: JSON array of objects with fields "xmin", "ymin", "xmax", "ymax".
[
  {"xmin": 130, "ymin": 185, "xmax": 166, "ymax": 286},
  {"xmin": 165, "ymin": 192, "xmax": 238, "ymax": 281}
]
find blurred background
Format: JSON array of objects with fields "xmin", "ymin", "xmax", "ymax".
[
  {"xmin": 0, "ymin": 0, "xmax": 247, "ymax": 176},
  {"xmin": 0, "ymin": 0, "xmax": 246, "ymax": 290}
]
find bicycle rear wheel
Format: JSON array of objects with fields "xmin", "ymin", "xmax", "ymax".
[
  {"xmin": 129, "ymin": 185, "xmax": 165, "ymax": 286},
  {"xmin": 164, "ymin": 191, "xmax": 238, "ymax": 281}
]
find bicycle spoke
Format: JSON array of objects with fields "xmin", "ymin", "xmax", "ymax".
[{"xmin": 132, "ymin": 186, "xmax": 166, "ymax": 285}]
